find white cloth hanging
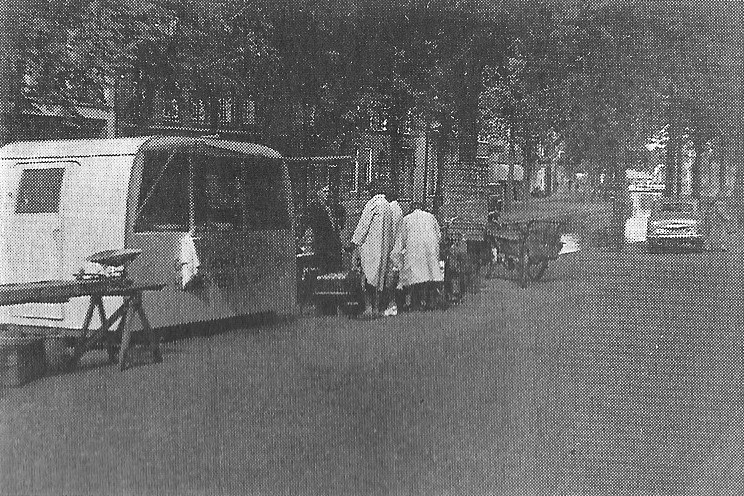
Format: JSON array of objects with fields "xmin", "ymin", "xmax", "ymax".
[{"xmin": 180, "ymin": 233, "xmax": 201, "ymax": 290}]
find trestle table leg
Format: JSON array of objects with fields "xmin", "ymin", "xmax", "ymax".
[
  {"xmin": 70, "ymin": 296, "xmax": 100, "ymax": 366},
  {"xmin": 132, "ymin": 294, "xmax": 162, "ymax": 364},
  {"xmin": 118, "ymin": 297, "xmax": 134, "ymax": 371}
]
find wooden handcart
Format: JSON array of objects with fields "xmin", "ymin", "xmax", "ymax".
[{"xmin": 485, "ymin": 219, "xmax": 565, "ymax": 287}]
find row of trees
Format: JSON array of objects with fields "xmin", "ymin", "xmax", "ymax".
[{"xmin": 1, "ymin": 1, "xmax": 741, "ymax": 204}]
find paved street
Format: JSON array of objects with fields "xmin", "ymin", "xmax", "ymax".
[{"xmin": 1, "ymin": 239, "xmax": 742, "ymax": 495}]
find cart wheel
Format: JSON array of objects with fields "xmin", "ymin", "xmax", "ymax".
[{"xmin": 525, "ymin": 260, "xmax": 549, "ymax": 281}]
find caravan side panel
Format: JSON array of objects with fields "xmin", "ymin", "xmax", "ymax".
[
  {"xmin": 123, "ymin": 140, "xmax": 297, "ymax": 329},
  {"xmin": 0, "ymin": 155, "xmax": 134, "ymax": 330}
]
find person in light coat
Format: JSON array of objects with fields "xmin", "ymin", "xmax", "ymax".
[
  {"xmin": 392, "ymin": 202, "xmax": 444, "ymax": 310},
  {"xmin": 384, "ymin": 191, "xmax": 405, "ymax": 315},
  {"xmin": 348, "ymin": 181, "xmax": 394, "ymax": 316}
]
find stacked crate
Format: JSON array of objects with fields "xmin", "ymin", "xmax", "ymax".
[{"xmin": 0, "ymin": 334, "xmax": 47, "ymax": 387}]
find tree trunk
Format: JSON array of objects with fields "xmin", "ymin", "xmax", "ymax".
[
  {"xmin": 610, "ymin": 139, "xmax": 625, "ymax": 250},
  {"xmin": 456, "ymin": 47, "xmax": 483, "ymax": 171},
  {"xmin": 674, "ymin": 143, "xmax": 683, "ymax": 196},
  {"xmin": 432, "ymin": 119, "xmax": 451, "ymax": 216},
  {"xmin": 665, "ymin": 80, "xmax": 680, "ymax": 197},
  {"xmin": 718, "ymin": 135, "xmax": 726, "ymax": 195},
  {"xmin": 504, "ymin": 120, "xmax": 516, "ymax": 210},
  {"xmin": 664, "ymin": 132, "xmax": 676, "ymax": 197},
  {"xmin": 388, "ymin": 115, "xmax": 400, "ymax": 198},
  {"xmin": 522, "ymin": 132, "xmax": 537, "ymax": 202},
  {"xmin": 206, "ymin": 85, "xmax": 219, "ymax": 133},
  {"xmin": 690, "ymin": 132, "xmax": 705, "ymax": 199},
  {"xmin": 0, "ymin": 54, "xmax": 21, "ymax": 144}
]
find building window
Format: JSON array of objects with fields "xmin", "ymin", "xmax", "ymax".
[
  {"xmin": 243, "ymin": 100, "xmax": 256, "ymax": 125},
  {"xmin": 370, "ymin": 110, "xmax": 387, "ymax": 132},
  {"xmin": 15, "ymin": 167, "xmax": 65, "ymax": 213},
  {"xmin": 220, "ymin": 97, "xmax": 233, "ymax": 125},
  {"xmin": 353, "ymin": 147, "xmax": 374, "ymax": 192},
  {"xmin": 218, "ymin": 97, "xmax": 233, "ymax": 125},
  {"xmin": 476, "ymin": 139, "xmax": 490, "ymax": 161},
  {"xmin": 401, "ymin": 111, "xmax": 413, "ymax": 135},
  {"xmin": 352, "ymin": 149, "xmax": 360, "ymax": 194},
  {"xmin": 191, "ymin": 97, "xmax": 206, "ymax": 123},
  {"xmin": 338, "ymin": 159, "xmax": 356, "ymax": 196},
  {"xmin": 162, "ymin": 98, "xmax": 179, "ymax": 123}
]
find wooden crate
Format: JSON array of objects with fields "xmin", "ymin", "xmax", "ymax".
[
  {"xmin": 313, "ymin": 271, "xmax": 364, "ymax": 316},
  {"xmin": 313, "ymin": 272, "xmax": 352, "ymax": 296},
  {"xmin": 0, "ymin": 335, "xmax": 46, "ymax": 387}
]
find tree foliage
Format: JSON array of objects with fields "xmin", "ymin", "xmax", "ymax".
[{"xmin": 2, "ymin": 0, "xmax": 736, "ymax": 200}]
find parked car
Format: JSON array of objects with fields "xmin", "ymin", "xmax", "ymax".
[{"xmin": 646, "ymin": 197, "xmax": 705, "ymax": 253}]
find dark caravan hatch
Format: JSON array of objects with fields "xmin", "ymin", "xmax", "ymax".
[
  {"xmin": 133, "ymin": 149, "xmax": 190, "ymax": 232},
  {"xmin": 16, "ymin": 167, "xmax": 65, "ymax": 213}
]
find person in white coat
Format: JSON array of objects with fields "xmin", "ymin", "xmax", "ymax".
[
  {"xmin": 347, "ymin": 181, "xmax": 394, "ymax": 316},
  {"xmin": 392, "ymin": 202, "xmax": 444, "ymax": 310},
  {"xmin": 384, "ymin": 192, "xmax": 405, "ymax": 315}
]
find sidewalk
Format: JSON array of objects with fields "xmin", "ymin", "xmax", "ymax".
[{"xmin": 1, "ymin": 241, "xmax": 742, "ymax": 495}]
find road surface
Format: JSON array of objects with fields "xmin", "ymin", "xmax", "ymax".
[{"xmin": 1, "ymin": 239, "xmax": 742, "ymax": 495}]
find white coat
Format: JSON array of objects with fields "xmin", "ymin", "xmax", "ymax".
[
  {"xmin": 393, "ymin": 209, "xmax": 444, "ymax": 287},
  {"xmin": 352, "ymin": 194, "xmax": 394, "ymax": 289},
  {"xmin": 389, "ymin": 200, "xmax": 404, "ymax": 239}
]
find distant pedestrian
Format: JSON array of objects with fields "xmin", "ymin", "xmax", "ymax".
[
  {"xmin": 444, "ymin": 231, "xmax": 469, "ymax": 303},
  {"xmin": 347, "ymin": 181, "xmax": 394, "ymax": 317},
  {"xmin": 392, "ymin": 202, "xmax": 444, "ymax": 310},
  {"xmin": 299, "ymin": 186, "xmax": 343, "ymax": 273}
]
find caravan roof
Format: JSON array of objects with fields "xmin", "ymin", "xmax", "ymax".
[{"xmin": 0, "ymin": 136, "xmax": 283, "ymax": 161}]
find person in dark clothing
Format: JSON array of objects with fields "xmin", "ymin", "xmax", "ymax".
[{"xmin": 299, "ymin": 186, "xmax": 344, "ymax": 273}]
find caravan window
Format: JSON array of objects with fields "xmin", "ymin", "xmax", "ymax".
[
  {"xmin": 134, "ymin": 151, "xmax": 189, "ymax": 232},
  {"xmin": 243, "ymin": 158, "xmax": 290, "ymax": 231},
  {"xmin": 15, "ymin": 167, "xmax": 65, "ymax": 213},
  {"xmin": 192, "ymin": 154, "xmax": 290, "ymax": 231},
  {"xmin": 193, "ymin": 153, "xmax": 245, "ymax": 229}
]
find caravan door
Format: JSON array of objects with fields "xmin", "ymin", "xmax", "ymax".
[
  {"xmin": 191, "ymin": 147, "xmax": 292, "ymax": 315},
  {"xmin": 7, "ymin": 162, "xmax": 74, "ymax": 320},
  {"xmin": 191, "ymin": 148, "xmax": 249, "ymax": 313}
]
